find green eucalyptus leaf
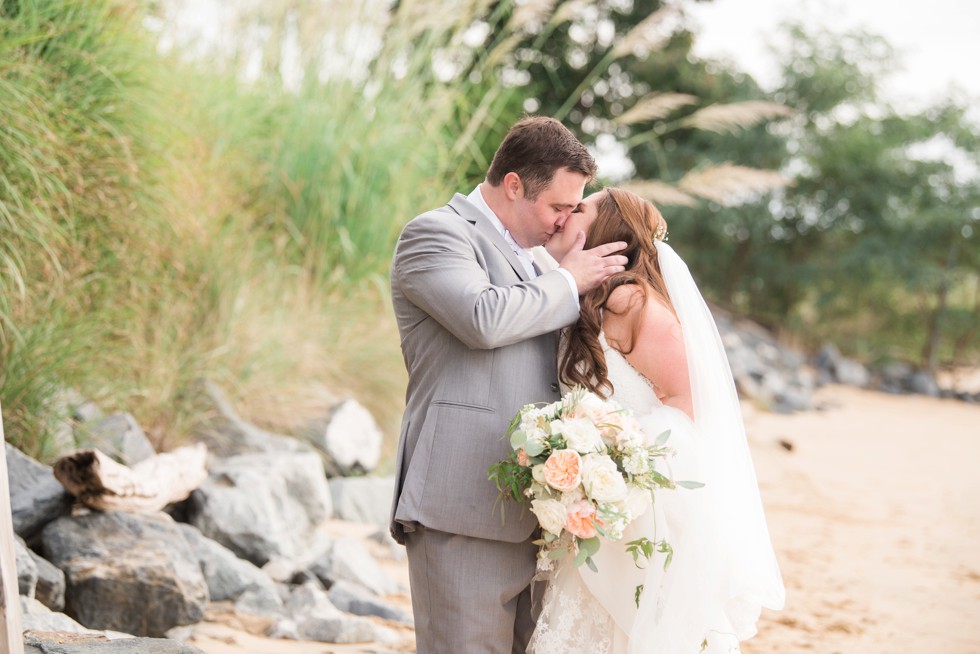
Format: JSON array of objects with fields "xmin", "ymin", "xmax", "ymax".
[
  {"xmin": 547, "ymin": 547, "xmax": 569, "ymax": 560},
  {"xmin": 524, "ymin": 438, "xmax": 545, "ymax": 457},
  {"xmin": 580, "ymin": 536, "xmax": 601, "ymax": 557}
]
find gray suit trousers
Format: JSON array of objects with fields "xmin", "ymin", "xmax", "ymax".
[{"xmin": 406, "ymin": 526, "xmax": 539, "ymax": 653}]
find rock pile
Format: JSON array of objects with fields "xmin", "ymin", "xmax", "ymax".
[
  {"xmin": 713, "ymin": 307, "xmax": 976, "ymax": 411},
  {"xmin": 8, "ymin": 382, "xmax": 404, "ymax": 652}
]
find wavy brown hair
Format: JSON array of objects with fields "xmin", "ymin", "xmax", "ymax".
[{"xmin": 559, "ymin": 187, "xmax": 673, "ymax": 397}]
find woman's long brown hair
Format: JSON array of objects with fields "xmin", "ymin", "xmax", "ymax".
[{"xmin": 559, "ymin": 188, "xmax": 673, "ymax": 397}]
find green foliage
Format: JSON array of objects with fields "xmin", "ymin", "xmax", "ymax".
[
  {"xmin": 11, "ymin": 0, "xmax": 721, "ymax": 461},
  {"xmin": 488, "ymin": 452, "xmax": 533, "ymax": 503},
  {"xmin": 0, "ymin": 0, "xmax": 489, "ymax": 458},
  {"xmin": 0, "ymin": 0, "xmax": 169, "ymax": 455},
  {"xmin": 667, "ymin": 22, "xmax": 979, "ymax": 368}
]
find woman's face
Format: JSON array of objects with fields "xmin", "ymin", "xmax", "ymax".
[{"xmin": 544, "ymin": 190, "xmax": 604, "ymax": 262}]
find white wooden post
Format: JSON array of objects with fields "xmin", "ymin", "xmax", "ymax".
[{"xmin": 0, "ymin": 401, "xmax": 25, "ymax": 654}]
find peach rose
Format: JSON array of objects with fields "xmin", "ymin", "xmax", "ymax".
[
  {"xmin": 542, "ymin": 449, "xmax": 582, "ymax": 493},
  {"xmin": 564, "ymin": 500, "xmax": 598, "ymax": 539},
  {"xmin": 517, "ymin": 447, "xmax": 529, "ymax": 467}
]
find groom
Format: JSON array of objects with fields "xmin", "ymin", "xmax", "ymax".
[{"xmin": 389, "ymin": 116, "xmax": 627, "ymax": 652}]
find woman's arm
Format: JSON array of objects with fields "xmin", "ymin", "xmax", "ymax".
[{"xmin": 602, "ymin": 285, "xmax": 694, "ymax": 420}]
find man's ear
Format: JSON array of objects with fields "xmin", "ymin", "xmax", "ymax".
[{"xmin": 503, "ymin": 172, "xmax": 523, "ymax": 200}]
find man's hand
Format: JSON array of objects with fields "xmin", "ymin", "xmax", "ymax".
[{"xmin": 558, "ymin": 231, "xmax": 628, "ymax": 293}]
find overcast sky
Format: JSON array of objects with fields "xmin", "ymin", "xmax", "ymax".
[{"xmin": 685, "ymin": 0, "xmax": 980, "ymax": 112}]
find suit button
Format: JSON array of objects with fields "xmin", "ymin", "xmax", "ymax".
[{"xmin": 550, "ymin": 382, "xmax": 559, "ymax": 393}]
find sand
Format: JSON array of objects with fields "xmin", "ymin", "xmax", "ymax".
[{"xmin": 188, "ymin": 385, "xmax": 980, "ymax": 654}]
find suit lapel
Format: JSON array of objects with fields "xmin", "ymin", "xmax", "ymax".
[{"xmin": 448, "ymin": 193, "xmax": 530, "ymax": 282}]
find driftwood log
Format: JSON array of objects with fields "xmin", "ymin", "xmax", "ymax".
[{"xmin": 53, "ymin": 443, "xmax": 208, "ymax": 512}]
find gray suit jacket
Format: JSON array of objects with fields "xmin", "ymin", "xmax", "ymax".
[{"xmin": 389, "ymin": 194, "xmax": 579, "ymax": 544}]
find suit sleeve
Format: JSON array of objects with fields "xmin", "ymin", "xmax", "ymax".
[{"xmin": 392, "ymin": 215, "xmax": 579, "ymax": 350}]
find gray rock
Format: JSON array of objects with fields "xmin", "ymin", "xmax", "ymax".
[
  {"xmin": 328, "ymin": 476, "xmax": 395, "ymax": 528},
  {"xmin": 164, "ymin": 625, "xmax": 196, "ymax": 643},
  {"xmin": 23, "ymin": 630, "xmax": 206, "ymax": 653},
  {"xmin": 294, "ymin": 613, "xmax": 382, "ymax": 644},
  {"xmin": 15, "ymin": 536, "xmax": 38, "ymax": 597},
  {"xmin": 714, "ymin": 310, "xmax": 814, "ymax": 412},
  {"xmin": 269, "ymin": 583, "xmax": 386, "ymax": 644},
  {"xmin": 39, "ymin": 511, "xmax": 208, "ymax": 637},
  {"xmin": 262, "ymin": 557, "xmax": 300, "ymax": 584},
  {"xmin": 328, "ymin": 580, "xmax": 413, "ymax": 624},
  {"xmin": 303, "ymin": 398, "xmax": 383, "ymax": 476},
  {"xmin": 308, "ymin": 538, "xmax": 399, "ymax": 596},
  {"xmin": 45, "ymin": 392, "xmax": 80, "ymax": 456},
  {"xmin": 177, "ymin": 523, "xmax": 281, "ymax": 611},
  {"xmin": 877, "ymin": 361, "xmax": 915, "ymax": 391},
  {"xmin": 5, "ymin": 443, "xmax": 73, "ymax": 539},
  {"xmin": 235, "ymin": 585, "xmax": 285, "ymax": 616},
  {"xmin": 77, "ymin": 412, "xmax": 156, "ymax": 465},
  {"xmin": 834, "ymin": 358, "xmax": 872, "ymax": 388},
  {"xmin": 71, "ymin": 400, "xmax": 105, "ymax": 424},
  {"xmin": 185, "ymin": 380, "xmax": 313, "ymax": 458},
  {"xmin": 20, "ymin": 596, "xmax": 98, "ymax": 635},
  {"xmin": 30, "ymin": 548, "xmax": 67, "ymax": 611},
  {"xmin": 187, "ymin": 450, "xmax": 332, "ymax": 566},
  {"xmin": 367, "ymin": 528, "xmax": 406, "ymax": 561},
  {"xmin": 909, "ymin": 370, "xmax": 941, "ymax": 397}
]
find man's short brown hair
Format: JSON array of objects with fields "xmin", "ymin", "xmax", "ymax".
[{"xmin": 486, "ymin": 116, "xmax": 597, "ymax": 200}]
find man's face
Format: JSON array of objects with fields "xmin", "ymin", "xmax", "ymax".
[
  {"xmin": 544, "ymin": 190, "xmax": 603, "ymax": 262},
  {"xmin": 508, "ymin": 168, "xmax": 589, "ymax": 249}
]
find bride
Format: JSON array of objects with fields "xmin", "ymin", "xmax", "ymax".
[{"xmin": 528, "ymin": 188, "xmax": 785, "ymax": 653}]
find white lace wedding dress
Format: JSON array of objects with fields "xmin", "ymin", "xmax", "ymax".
[{"xmin": 528, "ymin": 242, "xmax": 785, "ymax": 654}]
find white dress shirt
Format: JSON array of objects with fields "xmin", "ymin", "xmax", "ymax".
[{"xmin": 467, "ymin": 185, "xmax": 579, "ymax": 304}]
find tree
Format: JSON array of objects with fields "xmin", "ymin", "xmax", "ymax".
[{"xmin": 746, "ymin": 23, "xmax": 979, "ymax": 367}]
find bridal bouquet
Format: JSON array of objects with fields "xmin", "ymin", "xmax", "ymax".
[{"xmin": 488, "ymin": 386, "xmax": 679, "ymax": 572}]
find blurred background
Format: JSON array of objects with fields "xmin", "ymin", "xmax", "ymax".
[{"xmin": 1, "ymin": 0, "xmax": 977, "ymax": 463}]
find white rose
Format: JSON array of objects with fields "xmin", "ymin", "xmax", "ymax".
[
  {"xmin": 554, "ymin": 418, "xmax": 605, "ymax": 454},
  {"xmin": 581, "ymin": 454, "xmax": 629, "ymax": 503},
  {"xmin": 530, "ymin": 498, "xmax": 567, "ymax": 536},
  {"xmin": 531, "ymin": 464, "xmax": 546, "ymax": 485},
  {"xmin": 623, "ymin": 486, "xmax": 651, "ymax": 520},
  {"xmin": 573, "ymin": 391, "xmax": 608, "ymax": 421},
  {"xmin": 544, "ymin": 400, "xmax": 563, "ymax": 415},
  {"xmin": 598, "ymin": 411, "xmax": 626, "ymax": 445}
]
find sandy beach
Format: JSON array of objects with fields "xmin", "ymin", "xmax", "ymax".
[{"xmin": 188, "ymin": 385, "xmax": 980, "ymax": 654}]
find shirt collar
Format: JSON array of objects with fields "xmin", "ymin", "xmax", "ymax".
[{"xmin": 467, "ymin": 184, "xmax": 528, "ymax": 254}]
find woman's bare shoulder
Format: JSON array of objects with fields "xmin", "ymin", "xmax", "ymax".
[
  {"xmin": 605, "ymin": 283, "xmax": 644, "ymax": 315},
  {"xmin": 606, "ymin": 284, "xmax": 674, "ymax": 324}
]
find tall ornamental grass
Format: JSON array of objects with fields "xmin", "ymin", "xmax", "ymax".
[
  {"xmin": 0, "ymin": 0, "xmax": 541, "ymax": 461},
  {"xmin": 1, "ymin": 0, "xmax": 171, "ymax": 457}
]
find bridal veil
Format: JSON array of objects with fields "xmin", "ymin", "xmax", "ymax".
[{"xmin": 626, "ymin": 241, "xmax": 785, "ymax": 651}]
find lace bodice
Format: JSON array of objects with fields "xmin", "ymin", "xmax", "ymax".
[
  {"xmin": 531, "ymin": 333, "xmax": 670, "ymax": 654},
  {"xmin": 597, "ymin": 332, "xmax": 662, "ymax": 416}
]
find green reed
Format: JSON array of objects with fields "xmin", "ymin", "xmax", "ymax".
[{"xmin": 0, "ymin": 0, "xmax": 533, "ymax": 459}]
